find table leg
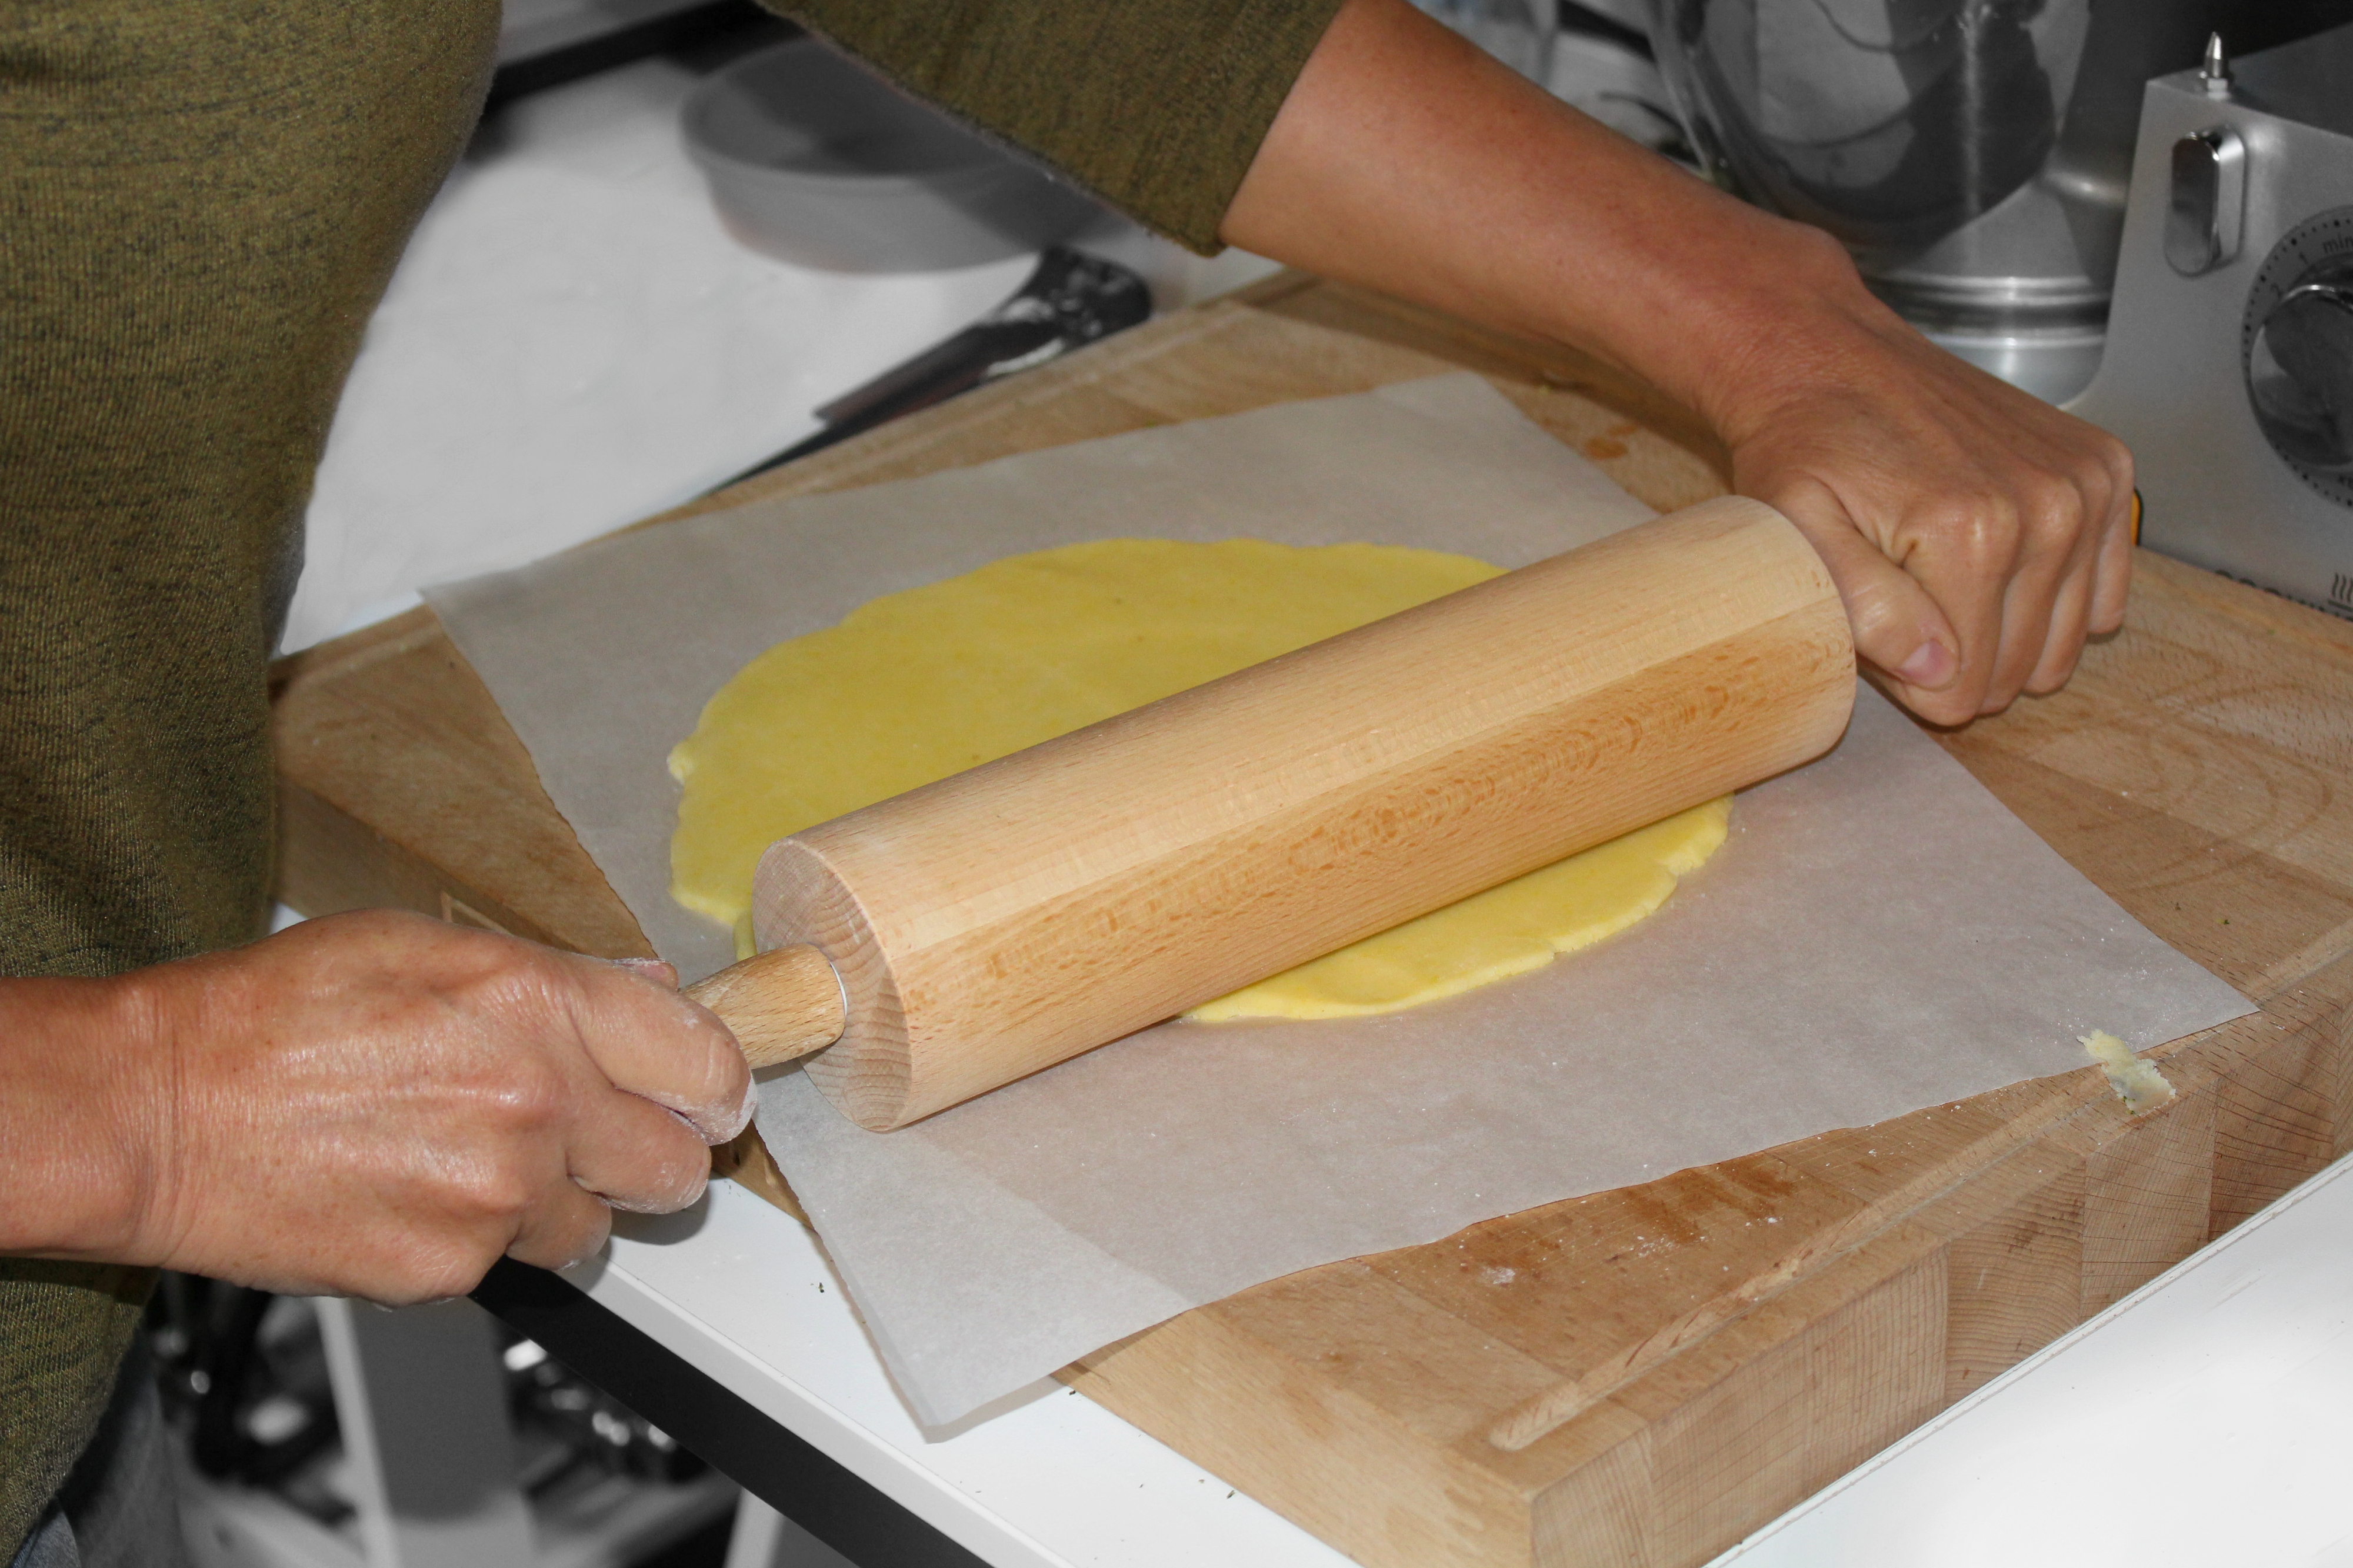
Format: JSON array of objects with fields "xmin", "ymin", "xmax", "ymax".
[
  {"xmin": 316, "ymin": 1297, "xmax": 537, "ymax": 1568},
  {"xmin": 724, "ymin": 1494, "xmax": 854, "ymax": 1568},
  {"xmin": 472, "ymin": 1259, "xmax": 987, "ymax": 1568}
]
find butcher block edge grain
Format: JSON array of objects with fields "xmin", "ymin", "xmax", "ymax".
[{"xmin": 269, "ymin": 277, "xmax": 2353, "ymax": 1568}]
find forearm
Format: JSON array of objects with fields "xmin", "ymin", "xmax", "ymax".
[
  {"xmin": 1220, "ymin": 0, "xmax": 1883, "ymax": 441},
  {"xmin": 0, "ymin": 975, "xmax": 161, "ymax": 1261},
  {"xmin": 1223, "ymin": 0, "xmax": 2134, "ymax": 726}
]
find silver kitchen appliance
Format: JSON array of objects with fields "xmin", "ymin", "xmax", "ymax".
[
  {"xmin": 2069, "ymin": 24, "xmax": 2353, "ymax": 616},
  {"xmin": 1650, "ymin": 0, "xmax": 2240, "ymax": 402}
]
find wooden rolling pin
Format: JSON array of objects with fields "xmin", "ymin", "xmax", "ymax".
[{"xmin": 683, "ymin": 496, "xmax": 1855, "ymax": 1131}]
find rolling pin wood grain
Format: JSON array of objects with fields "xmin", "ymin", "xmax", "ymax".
[
  {"xmin": 682, "ymin": 943, "xmax": 844, "ymax": 1067},
  {"xmin": 706, "ymin": 495, "xmax": 1854, "ymax": 1130}
]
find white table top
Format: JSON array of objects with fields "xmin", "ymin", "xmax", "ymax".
[
  {"xmin": 288, "ymin": 51, "xmax": 1267, "ymax": 653},
  {"xmin": 309, "ymin": 42, "xmax": 2353, "ymax": 1568},
  {"xmin": 576, "ymin": 1185, "xmax": 1349, "ymax": 1568}
]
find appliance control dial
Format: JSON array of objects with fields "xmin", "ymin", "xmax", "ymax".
[{"xmin": 2244, "ymin": 207, "xmax": 2353, "ymax": 507}]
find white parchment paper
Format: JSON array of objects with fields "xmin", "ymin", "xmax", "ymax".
[
  {"xmin": 428, "ymin": 373, "xmax": 2254, "ymax": 1427},
  {"xmin": 430, "ymin": 374, "xmax": 1652, "ymax": 983}
]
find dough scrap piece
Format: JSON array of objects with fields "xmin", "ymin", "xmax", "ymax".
[
  {"xmin": 2081, "ymin": 1029, "xmax": 2175, "ymax": 1114},
  {"xmin": 669, "ymin": 537, "xmax": 1732, "ymax": 1016}
]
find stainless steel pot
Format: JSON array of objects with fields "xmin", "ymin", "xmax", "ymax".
[{"xmin": 1650, "ymin": 0, "xmax": 2238, "ymax": 399}]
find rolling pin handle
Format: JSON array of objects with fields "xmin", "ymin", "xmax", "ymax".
[{"xmin": 683, "ymin": 944, "xmax": 848, "ymax": 1069}]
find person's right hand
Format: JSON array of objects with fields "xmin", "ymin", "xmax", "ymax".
[{"xmin": 21, "ymin": 909, "xmax": 751, "ymax": 1304}]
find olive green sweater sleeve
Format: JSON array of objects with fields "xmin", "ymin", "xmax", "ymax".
[
  {"xmin": 0, "ymin": 2, "xmax": 497, "ymax": 1553},
  {"xmin": 1, "ymin": 2, "xmax": 1335, "ymax": 1550},
  {"xmin": 775, "ymin": 0, "xmax": 1349, "ymax": 253}
]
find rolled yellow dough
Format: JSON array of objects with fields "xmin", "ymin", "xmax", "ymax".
[
  {"xmin": 1191, "ymin": 796, "xmax": 1729, "ymax": 1019},
  {"xmin": 668, "ymin": 538, "xmax": 1731, "ymax": 1016}
]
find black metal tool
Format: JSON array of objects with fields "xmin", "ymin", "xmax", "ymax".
[{"xmin": 714, "ymin": 246, "xmax": 1153, "ymax": 491}]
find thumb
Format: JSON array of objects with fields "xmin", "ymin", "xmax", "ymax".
[{"xmin": 1764, "ymin": 489, "xmax": 1965, "ymax": 718}]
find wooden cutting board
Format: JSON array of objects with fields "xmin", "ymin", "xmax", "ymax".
[{"xmin": 271, "ymin": 273, "xmax": 2353, "ymax": 1568}]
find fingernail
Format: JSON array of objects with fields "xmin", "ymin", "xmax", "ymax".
[
  {"xmin": 612, "ymin": 956, "xmax": 675, "ymax": 980},
  {"xmin": 1895, "ymin": 639, "xmax": 1957, "ymax": 689}
]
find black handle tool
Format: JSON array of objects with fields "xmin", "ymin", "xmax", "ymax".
[{"xmin": 714, "ymin": 246, "xmax": 1154, "ymax": 491}]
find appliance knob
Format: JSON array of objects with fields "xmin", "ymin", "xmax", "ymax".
[
  {"xmin": 2164, "ymin": 126, "xmax": 2246, "ymax": 277},
  {"xmin": 2248, "ymin": 276, "xmax": 2353, "ymax": 475}
]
